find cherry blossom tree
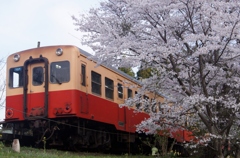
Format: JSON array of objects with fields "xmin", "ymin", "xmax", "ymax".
[{"xmin": 73, "ymin": 0, "xmax": 240, "ymax": 157}]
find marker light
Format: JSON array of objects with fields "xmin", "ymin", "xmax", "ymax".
[
  {"xmin": 56, "ymin": 48, "xmax": 63, "ymax": 56},
  {"xmin": 13, "ymin": 54, "xmax": 20, "ymax": 62}
]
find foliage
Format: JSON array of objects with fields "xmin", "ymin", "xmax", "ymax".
[
  {"xmin": 136, "ymin": 68, "xmax": 152, "ymax": 79},
  {"xmin": 0, "ymin": 145, "xmax": 152, "ymax": 158},
  {"xmin": 73, "ymin": 0, "xmax": 240, "ymax": 157},
  {"xmin": 140, "ymin": 130, "xmax": 175, "ymax": 156},
  {"xmin": 118, "ymin": 67, "xmax": 135, "ymax": 77},
  {"xmin": 0, "ymin": 141, "xmax": 4, "ymax": 151}
]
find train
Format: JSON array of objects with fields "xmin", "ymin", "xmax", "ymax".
[{"xmin": 1, "ymin": 45, "xmax": 192, "ymax": 153}]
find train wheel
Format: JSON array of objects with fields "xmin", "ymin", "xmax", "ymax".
[{"xmin": 71, "ymin": 136, "xmax": 84, "ymax": 152}]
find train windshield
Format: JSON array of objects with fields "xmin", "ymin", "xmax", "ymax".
[
  {"xmin": 50, "ymin": 61, "xmax": 70, "ymax": 84},
  {"xmin": 9, "ymin": 67, "xmax": 24, "ymax": 88}
]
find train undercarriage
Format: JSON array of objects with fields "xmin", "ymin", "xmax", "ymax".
[
  {"xmin": 1, "ymin": 118, "xmax": 190, "ymax": 156},
  {"xmin": 1, "ymin": 118, "xmax": 142, "ymax": 153}
]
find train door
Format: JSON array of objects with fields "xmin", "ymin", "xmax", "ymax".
[
  {"xmin": 118, "ymin": 82, "xmax": 126, "ymax": 130},
  {"xmin": 23, "ymin": 57, "xmax": 49, "ymax": 119},
  {"xmin": 80, "ymin": 62, "xmax": 88, "ymax": 114}
]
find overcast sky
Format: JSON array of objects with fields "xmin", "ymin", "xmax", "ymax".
[{"xmin": 0, "ymin": 0, "xmax": 102, "ymax": 120}]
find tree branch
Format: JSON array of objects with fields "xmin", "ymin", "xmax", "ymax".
[{"xmin": 169, "ymin": 54, "xmax": 192, "ymax": 96}]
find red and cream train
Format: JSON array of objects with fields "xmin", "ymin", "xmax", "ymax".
[{"xmin": 1, "ymin": 45, "xmax": 191, "ymax": 152}]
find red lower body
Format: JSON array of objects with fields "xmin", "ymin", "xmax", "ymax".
[
  {"xmin": 5, "ymin": 89, "xmax": 193, "ymax": 142},
  {"xmin": 5, "ymin": 89, "xmax": 148, "ymax": 133}
]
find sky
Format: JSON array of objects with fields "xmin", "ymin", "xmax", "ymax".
[{"xmin": 0, "ymin": 0, "xmax": 102, "ymax": 120}]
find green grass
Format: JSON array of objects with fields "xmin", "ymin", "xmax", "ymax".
[
  {"xmin": 0, "ymin": 144, "xmax": 151, "ymax": 158},
  {"xmin": 0, "ymin": 142, "xmax": 200, "ymax": 158}
]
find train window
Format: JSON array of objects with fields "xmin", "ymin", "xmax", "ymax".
[
  {"xmin": 143, "ymin": 95, "xmax": 150, "ymax": 112},
  {"xmin": 50, "ymin": 61, "xmax": 70, "ymax": 84},
  {"xmin": 118, "ymin": 83, "xmax": 123, "ymax": 99},
  {"xmin": 151, "ymin": 99, "xmax": 157, "ymax": 113},
  {"xmin": 144, "ymin": 95, "xmax": 149, "ymax": 100},
  {"xmin": 135, "ymin": 91, "xmax": 141, "ymax": 109},
  {"xmin": 32, "ymin": 67, "xmax": 44, "ymax": 86},
  {"xmin": 81, "ymin": 64, "xmax": 86, "ymax": 86},
  {"xmin": 158, "ymin": 102, "xmax": 164, "ymax": 114},
  {"xmin": 91, "ymin": 71, "xmax": 101, "ymax": 95},
  {"xmin": 127, "ymin": 88, "xmax": 132, "ymax": 98},
  {"xmin": 9, "ymin": 67, "xmax": 23, "ymax": 88},
  {"xmin": 105, "ymin": 77, "xmax": 114, "ymax": 99}
]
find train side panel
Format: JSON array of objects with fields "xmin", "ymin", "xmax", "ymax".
[{"xmin": 75, "ymin": 52, "xmax": 149, "ymax": 133}]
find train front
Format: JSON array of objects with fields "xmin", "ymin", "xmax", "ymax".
[{"xmin": 2, "ymin": 45, "xmax": 79, "ymax": 142}]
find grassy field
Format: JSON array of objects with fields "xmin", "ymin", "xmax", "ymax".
[
  {"xmin": 0, "ymin": 144, "xmax": 153, "ymax": 158},
  {"xmin": 0, "ymin": 145, "xmax": 203, "ymax": 158}
]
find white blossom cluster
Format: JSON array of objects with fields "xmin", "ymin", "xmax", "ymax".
[{"xmin": 73, "ymin": 0, "xmax": 240, "ymax": 156}]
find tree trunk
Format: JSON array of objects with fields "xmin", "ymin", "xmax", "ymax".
[
  {"xmin": 214, "ymin": 139, "xmax": 224, "ymax": 158},
  {"xmin": 235, "ymin": 151, "xmax": 240, "ymax": 158},
  {"xmin": 235, "ymin": 145, "xmax": 240, "ymax": 158}
]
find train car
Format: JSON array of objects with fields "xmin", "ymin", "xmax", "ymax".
[{"xmin": 1, "ymin": 45, "xmax": 192, "ymax": 152}]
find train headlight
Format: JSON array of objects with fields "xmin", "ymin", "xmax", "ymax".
[
  {"xmin": 13, "ymin": 54, "xmax": 20, "ymax": 62},
  {"xmin": 56, "ymin": 48, "xmax": 63, "ymax": 56}
]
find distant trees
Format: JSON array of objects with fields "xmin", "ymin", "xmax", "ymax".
[
  {"xmin": 118, "ymin": 67, "xmax": 135, "ymax": 77},
  {"xmin": 137, "ymin": 67, "xmax": 152, "ymax": 79},
  {"xmin": 118, "ymin": 66, "xmax": 152, "ymax": 79},
  {"xmin": 73, "ymin": 0, "xmax": 240, "ymax": 157}
]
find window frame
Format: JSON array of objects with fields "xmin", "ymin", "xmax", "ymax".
[
  {"xmin": 118, "ymin": 83, "xmax": 123, "ymax": 99},
  {"xmin": 32, "ymin": 66, "xmax": 44, "ymax": 86},
  {"xmin": 81, "ymin": 64, "xmax": 86, "ymax": 86},
  {"xmin": 91, "ymin": 71, "xmax": 101, "ymax": 95},
  {"xmin": 9, "ymin": 66, "xmax": 24, "ymax": 88},
  {"xmin": 127, "ymin": 88, "xmax": 133, "ymax": 98},
  {"xmin": 143, "ymin": 95, "xmax": 150, "ymax": 112},
  {"xmin": 105, "ymin": 77, "xmax": 114, "ymax": 99},
  {"xmin": 135, "ymin": 91, "xmax": 141, "ymax": 109},
  {"xmin": 50, "ymin": 61, "xmax": 70, "ymax": 84}
]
